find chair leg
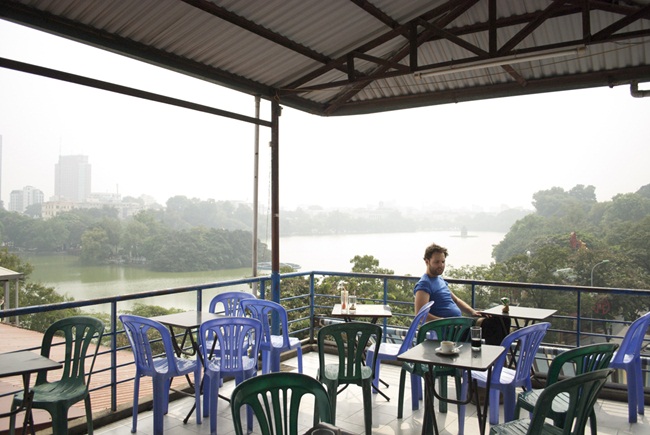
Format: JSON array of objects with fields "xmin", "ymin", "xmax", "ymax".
[
  {"xmin": 627, "ymin": 365, "xmax": 639, "ymax": 423},
  {"xmin": 489, "ymin": 389, "xmax": 501, "ymax": 425},
  {"xmin": 152, "ymin": 378, "xmax": 167, "ymax": 435},
  {"xmin": 84, "ymin": 395, "xmax": 94, "ymax": 434},
  {"xmin": 132, "ymin": 374, "xmax": 140, "ymax": 432},
  {"xmin": 203, "ymin": 379, "xmax": 210, "ymax": 418},
  {"xmin": 589, "ymin": 409, "xmax": 598, "ymax": 435},
  {"xmin": 503, "ymin": 387, "xmax": 517, "ymax": 423},
  {"xmin": 634, "ymin": 362, "xmax": 644, "ymax": 416},
  {"xmin": 373, "ymin": 359, "xmax": 382, "ymax": 393},
  {"xmin": 362, "ymin": 380, "xmax": 373, "ymax": 435},
  {"xmin": 324, "ymin": 380, "xmax": 338, "ymax": 425},
  {"xmin": 208, "ymin": 374, "xmax": 219, "ymax": 435},
  {"xmin": 397, "ymin": 368, "xmax": 406, "ymax": 419},
  {"xmin": 411, "ymin": 373, "xmax": 422, "ymax": 410},
  {"xmin": 262, "ymin": 350, "xmax": 271, "ymax": 374},
  {"xmin": 438, "ymin": 375, "xmax": 448, "ymax": 413},
  {"xmin": 194, "ymin": 365, "xmax": 202, "ymax": 425},
  {"xmin": 366, "ymin": 350, "xmax": 379, "ymax": 393},
  {"xmin": 244, "ymin": 374, "xmax": 256, "ymax": 434},
  {"xmin": 296, "ymin": 347, "xmax": 303, "ymax": 373},
  {"xmin": 456, "ymin": 371, "xmax": 466, "ymax": 435},
  {"xmin": 50, "ymin": 403, "xmax": 70, "ymax": 435}
]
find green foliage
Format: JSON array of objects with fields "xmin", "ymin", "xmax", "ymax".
[
  {"xmin": 460, "ymin": 183, "xmax": 650, "ymax": 332},
  {"xmin": 1, "ymin": 200, "xmax": 270, "ymax": 273},
  {"xmin": 114, "ymin": 304, "xmax": 185, "ymax": 354},
  {"xmin": 0, "ymin": 248, "xmax": 78, "ymax": 332}
]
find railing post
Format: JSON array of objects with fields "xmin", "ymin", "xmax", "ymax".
[
  {"xmin": 576, "ymin": 289, "xmax": 582, "ymax": 347},
  {"xmin": 310, "ymin": 273, "xmax": 316, "ymax": 343},
  {"xmin": 471, "ymin": 283, "xmax": 476, "ymax": 309},
  {"xmin": 110, "ymin": 300, "xmax": 117, "ymax": 412},
  {"xmin": 382, "ymin": 278, "xmax": 389, "ymax": 342}
]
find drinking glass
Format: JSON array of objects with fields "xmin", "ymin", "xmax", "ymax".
[
  {"xmin": 348, "ymin": 295, "xmax": 357, "ymax": 311},
  {"xmin": 471, "ymin": 326, "xmax": 482, "ymax": 351}
]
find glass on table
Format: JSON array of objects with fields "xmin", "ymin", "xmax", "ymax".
[
  {"xmin": 471, "ymin": 326, "xmax": 482, "ymax": 351},
  {"xmin": 348, "ymin": 295, "xmax": 357, "ymax": 312}
]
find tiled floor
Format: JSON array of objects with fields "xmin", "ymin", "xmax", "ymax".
[{"xmin": 95, "ymin": 351, "xmax": 648, "ymax": 435}]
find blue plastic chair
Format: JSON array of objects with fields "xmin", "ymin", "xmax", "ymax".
[
  {"xmin": 119, "ymin": 314, "xmax": 201, "ymax": 435},
  {"xmin": 609, "ymin": 311, "xmax": 650, "ymax": 423},
  {"xmin": 203, "ymin": 291, "xmax": 257, "ymax": 416},
  {"xmin": 209, "ymin": 291, "xmax": 256, "ymax": 316},
  {"xmin": 240, "ymin": 299, "xmax": 303, "ymax": 374},
  {"xmin": 9, "ymin": 316, "xmax": 104, "ymax": 435},
  {"xmin": 472, "ymin": 322, "xmax": 551, "ymax": 425},
  {"xmin": 198, "ymin": 316, "xmax": 262, "ymax": 435},
  {"xmin": 366, "ymin": 301, "xmax": 434, "ymax": 397}
]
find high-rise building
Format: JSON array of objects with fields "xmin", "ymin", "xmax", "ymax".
[
  {"xmin": 9, "ymin": 186, "xmax": 44, "ymax": 213},
  {"xmin": 54, "ymin": 155, "xmax": 91, "ymax": 202}
]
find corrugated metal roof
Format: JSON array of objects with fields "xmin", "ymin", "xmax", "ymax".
[{"xmin": 1, "ymin": 0, "xmax": 649, "ymax": 116}]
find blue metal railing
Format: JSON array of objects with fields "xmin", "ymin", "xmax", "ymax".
[{"xmin": 1, "ymin": 270, "xmax": 648, "ymax": 413}]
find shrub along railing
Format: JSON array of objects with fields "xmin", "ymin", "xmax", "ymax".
[{"xmin": 1, "ymin": 271, "xmax": 648, "ymax": 414}]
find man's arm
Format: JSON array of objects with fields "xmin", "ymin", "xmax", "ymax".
[
  {"xmin": 415, "ymin": 290, "xmax": 440, "ymax": 321},
  {"xmin": 451, "ymin": 291, "xmax": 479, "ymax": 317}
]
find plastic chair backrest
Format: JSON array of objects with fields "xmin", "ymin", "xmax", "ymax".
[
  {"xmin": 230, "ymin": 372, "xmax": 332, "ymax": 435},
  {"xmin": 398, "ymin": 301, "xmax": 435, "ymax": 354},
  {"xmin": 610, "ymin": 311, "xmax": 650, "ymax": 364},
  {"xmin": 317, "ymin": 322, "xmax": 382, "ymax": 384},
  {"xmin": 240, "ymin": 299, "xmax": 290, "ymax": 347},
  {"xmin": 199, "ymin": 316, "xmax": 262, "ymax": 374},
  {"xmin": 209, "ymin": 291, "xmax": 256, "ymax": 317},
  {"xmin": 120, "ymin": 314, "xmax": 185, "ymax": 377},
  {"xmin": 416, "ymin": 316, "xmax": 475, "ymax": 344},
  {"xmin": 36, "ymin": 315, "xmax": 105, "ymax": 387},
  {"xmin": 546, "ymin": 343, "xmax": 618, "ymax": 385},
  {"xmin": 492, "ymin": 322, "xmax": 551, "ymax": 385},
  {"xmin": 528, "ymin": 369, "xmax": 613, "ymax": 435}
]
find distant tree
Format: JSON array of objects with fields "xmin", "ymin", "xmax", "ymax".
[
  {"xmin": 80, "ymin": 227, "xmax": 110, "ymax": 263},
  {"xmin": 636, "ymin": 183, "xmax": 650, "ymax": 199},
  {"xmin": 601, "ymin": 193, "xmax": 650, "ymax": 227},
  {"xmin": 0, "ymin": 248, "xmax": 78, "ymax": 332},
  {"xmin": 24, "ymin": 203, "xmax": 42, "ymax": 218}
]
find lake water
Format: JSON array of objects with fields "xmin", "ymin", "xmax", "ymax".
[{"xmin": 25, "ymin": 230, "xmax": 504, "ymax": 311}]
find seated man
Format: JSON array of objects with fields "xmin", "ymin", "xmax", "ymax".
[{"xmin": 414, "ymin": 242, "xmax": 478, "ymax": 321}]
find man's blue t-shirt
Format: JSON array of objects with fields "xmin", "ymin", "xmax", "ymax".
[{"xmin": 413, "ymin": 274, "xmax": 461, "ymax": 318}]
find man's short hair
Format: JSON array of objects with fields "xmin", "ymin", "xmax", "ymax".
[{"xmin": 424, "ymin": 243, "xmax": 448, "ymax": 260}]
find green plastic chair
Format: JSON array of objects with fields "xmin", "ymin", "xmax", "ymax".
[
  {"xmin": 10, "ymin": 316, "xmax": 105, "ymax": 435},
  {"xmin": 230, "ymin": 372, "xmax": 332, "ymax": 435},
  {"xmin": 515, "ymin": 343, "xmax": 618, "ymax": 435},
  {"xmin": 397, "ymin": 316, "xmax": 475, "ymax": 422},
  {"xmin": 490, "ymin": 369, "xmax": 614, "ymax": 435},
  {"xmin": 317, "ymin": 322, "xmax": 382, "ymax": 435}
]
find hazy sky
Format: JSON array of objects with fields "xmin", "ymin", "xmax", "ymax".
[{"xmin": 1, "ymin": 20, "xmax": 649, "ymax": 213}]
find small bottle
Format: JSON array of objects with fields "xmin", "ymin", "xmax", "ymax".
[{"xmin": 501, "ymin": 297, "xmax": 510, "ymax": 313}]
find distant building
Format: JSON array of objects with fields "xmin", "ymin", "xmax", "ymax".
[
  {"xmin": 41, "ymin": 200, "xmax": 75, "ymax": 220},
  {"xmin": 9, "ymin": 186, "xmax": 44, "ymax": 213},
  {"xmin": 54, "ymin": 155, "xmax": 91, "ymax": 202}
]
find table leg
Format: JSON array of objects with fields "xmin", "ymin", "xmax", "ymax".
[
  {"xmin": 20, "ymin": 373, "xmax": 35, "ymax": 435},
  {"xmin": 473, "ymin": 368, "xmax": 492, "ymax": 435},
  {"xmin": 421, "ymin": 366, "xmax": 439, "ymax": 435}
]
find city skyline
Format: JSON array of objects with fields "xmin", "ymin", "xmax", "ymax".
[{"xmin": 1, "ymin": 20, "xmax": 649, "ymax": 214}]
